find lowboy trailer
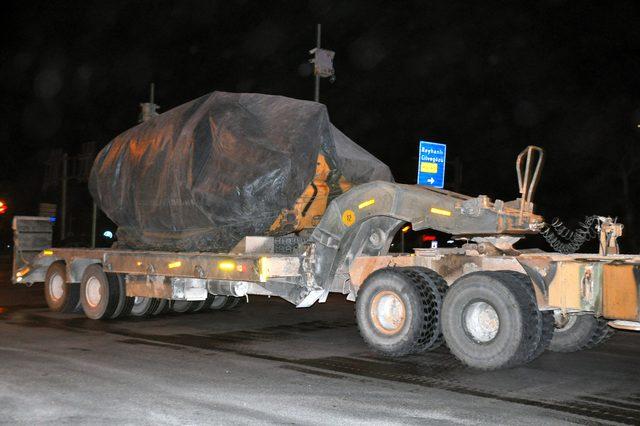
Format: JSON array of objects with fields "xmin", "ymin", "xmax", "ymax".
[{"xmin": 12, "ymin": 146, "xmax": 640, "ymax": 369}]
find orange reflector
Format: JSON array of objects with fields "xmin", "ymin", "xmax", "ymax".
[
  {"xmin": 16, "ymin": 267, "xmax": 30, "ymax": 278},
  {"xmin": 167, "ymin": 261, "xmax": 182, "ymax": 269}
]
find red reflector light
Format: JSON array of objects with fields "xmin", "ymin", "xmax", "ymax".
[{"xmin": 421, "ymin": 235, "xmax": 436, "ymax": 242}]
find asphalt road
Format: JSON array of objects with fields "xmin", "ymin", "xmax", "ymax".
[{"xmin": 1, "ymin": 257, "xmax": 639, "ymax": 425}]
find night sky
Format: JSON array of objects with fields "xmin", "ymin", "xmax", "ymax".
[{"xmin": 2, "ymin": 1, "xmax": 640, "ymax": 251}]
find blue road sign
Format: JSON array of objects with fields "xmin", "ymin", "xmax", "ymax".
[{"xmin": 417, "ymin": 141, "xmax": 446, "ymax": 189}]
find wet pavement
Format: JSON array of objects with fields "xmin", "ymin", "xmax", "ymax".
[{"xmin": 1, "ymin": 256, "xmax": 639, "ymax": 424}]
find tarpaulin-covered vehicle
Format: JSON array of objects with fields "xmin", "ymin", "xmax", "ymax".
[{"xmin": 89, "ymin": 91, "xmax": 392, "ymax": 252}]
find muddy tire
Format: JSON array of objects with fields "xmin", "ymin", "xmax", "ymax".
[
  {"xmin": 80, "ymin": 264, "xmax": 119, "ymax": 320},
  {"xmin": 548, "ymin": 315, "xmax": 614, "ymax": 353},
  {"xmin": 355, "ymin": 267, "xmax": 446, "ymax": 357},
  {"xmin": 109, "ymin": 274, "xmax": 135, "ymax": 319},
  {"xmin": 130, "ymin": 297, "xmax": 161, "ymax": 317},
  {"xmin": 441, "ymin": 271, "xmax": 548, "ymax": 370},
  {"xmin": 44, "ymin": 262, "xmax": 79, "ymax": 313}
]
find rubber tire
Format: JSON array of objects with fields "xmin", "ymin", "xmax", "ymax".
[
  {"xmin": 441, "ymin": 271, "xmax": 548, "ymax": 370},
  {"xmin": 109, "ymin": 274, "xmax": 135, "ymax": 319},
  {"xmin": 223, "ymin": 296, "xmax": 243, "ymax": 310},
  {"xmin": 171, "ymin": 300, "xmax": 196, "ymax": 313},
  {"xmin": 355, "ymin": 267, "xmax": 446, "ymax": 357},
  {"xmin": 499, "ymin": 271, "xmax": 554, "ymax": 362},
  {"xmin": 548, "ymin": 315, "xmax": 614, "ymax": 353},
  {"xmin": 406, "ymin": 266, "xmax": 449, "ymax": 351},
  {"xmin": 130, "ymin": 297, "xmax": 161, "ymax": 317},
  {"xmin": 159, "ymin": 299, "xmax": 172, "ymax": 314},
  {"xmin": 209, "ymin": 295, "xmax": 229, "ymax": 310},
  {"xmin": 80, "ymin": 264, "xmax": 119, "ymax": 320},
  {"xmin": 192, "ymin": 296, "xmax": 212, "ymax": 313},
  {"xmin": 152, "ymin": 299, "xmax": 170, "ymax": 315},
  {"xmin": 44, "ymin": 262, "xmax": 79, "ymax": 313}
]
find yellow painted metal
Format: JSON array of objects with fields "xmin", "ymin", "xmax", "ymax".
[
  {"xmin": 358, "ymin": 199, "xmax": 375, "ymax": 209},
  {"xmin": 430, "ymin": 207, "xmax": 452, "ymax": 217}
]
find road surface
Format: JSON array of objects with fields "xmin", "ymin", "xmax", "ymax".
[{"xmin": 1, "ymin": 257, "xmax": 639, "ymax": 425}]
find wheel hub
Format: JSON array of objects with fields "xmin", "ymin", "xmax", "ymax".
[
  {"xmin": 85, "ymin": 277, "xmax": 102, "ymax": 308},
  {"xmin": 370, "ymin": 291, "xmax": 406, "ymax": 335},
  {"xmin": 464, "ymin": 301, "xmax": 499, "ymax": 343},
  {"xmin": 49, "ymin": 274, "xmax": 64, "ymax": 301},
  {"xmin": 554, "ymin": 313, "xmax": 577, "ymax": 332}
]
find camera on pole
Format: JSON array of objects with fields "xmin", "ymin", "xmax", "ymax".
[
  {"xmin": 309, "ymin": 47, "xmax": 336, "ymax": 82},
  {"xmin": 309, "ymin": 24, "xmax": 335, "ymax": 102}
]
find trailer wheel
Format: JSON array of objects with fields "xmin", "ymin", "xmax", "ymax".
[
  {"xmin": 199, "ymin": 293, "xmax": 217, "ymax": 311},
  {"xmin": 497, "ymin": 271, "xmax": 554, "ymax": 362},
  {"xmin": 192, "ymin": 295, "xmax": 214, "ymax": 313},
  {"xmin": 548, "ymin": 314, "xmax": 614, "ymax": 353},
  {"xmin": 406, "ymin": 266, "xmax": 449, "ymax": 350},
  {"xmin": 130, "ymin": 297, "xmax": 161, "ymax": 317},
  {"xmin": 223, "ymin": 296, "xmax": 243, "ymax": 310},
  {"xmin": 109, "ymin": 274, "xmax": 135, "ymax": 319},
  {"xmin": 171, "ymin": 300, "xmax": 197, "ymax": 313},
  {"xmin": 80, "ymin": 264, "xmax": 119, "ymax": 320},
  {"xmin": 151, "ymin": 299, "xmax": 170, "ymax": 315},
  {"xmin": 355, "ymin": 267, "xmax": 446, "ymax": 357},
  {"xmin": 441, "ymin": 271, "xmax": 548, "ymax": 370},
  {"xmin": 44, "ymin": 262, "xmax": 79, "ymax": 313},
  {"xmin": 209, "ymin": 295, "xmax": 229, "ymax": 310}
]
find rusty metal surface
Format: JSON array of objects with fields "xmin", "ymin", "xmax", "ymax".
[
  {"xmin": 125, "ymin": 275, "xmax": 173, "ymax": 299},
  {"xmin": 602, "ymin": 264, "xmax": 640, "ymax": 321},
  {"xmin": 349, "ymin": 250, "xmax": 527, "ymax": 289}
]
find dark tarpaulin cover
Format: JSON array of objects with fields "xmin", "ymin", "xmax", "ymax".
[{"xmin": 89, "ymin": 91, "xmax": 393, "ymax": 252}]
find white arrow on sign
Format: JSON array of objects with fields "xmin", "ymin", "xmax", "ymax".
[{"xmin": 427, "ymin": 177, "xmax": 435, "ymax": 184}]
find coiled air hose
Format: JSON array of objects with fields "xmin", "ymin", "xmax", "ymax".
[{"xmin": 540, "ymin": 215, "xmax": 600, "ymax": 254}]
